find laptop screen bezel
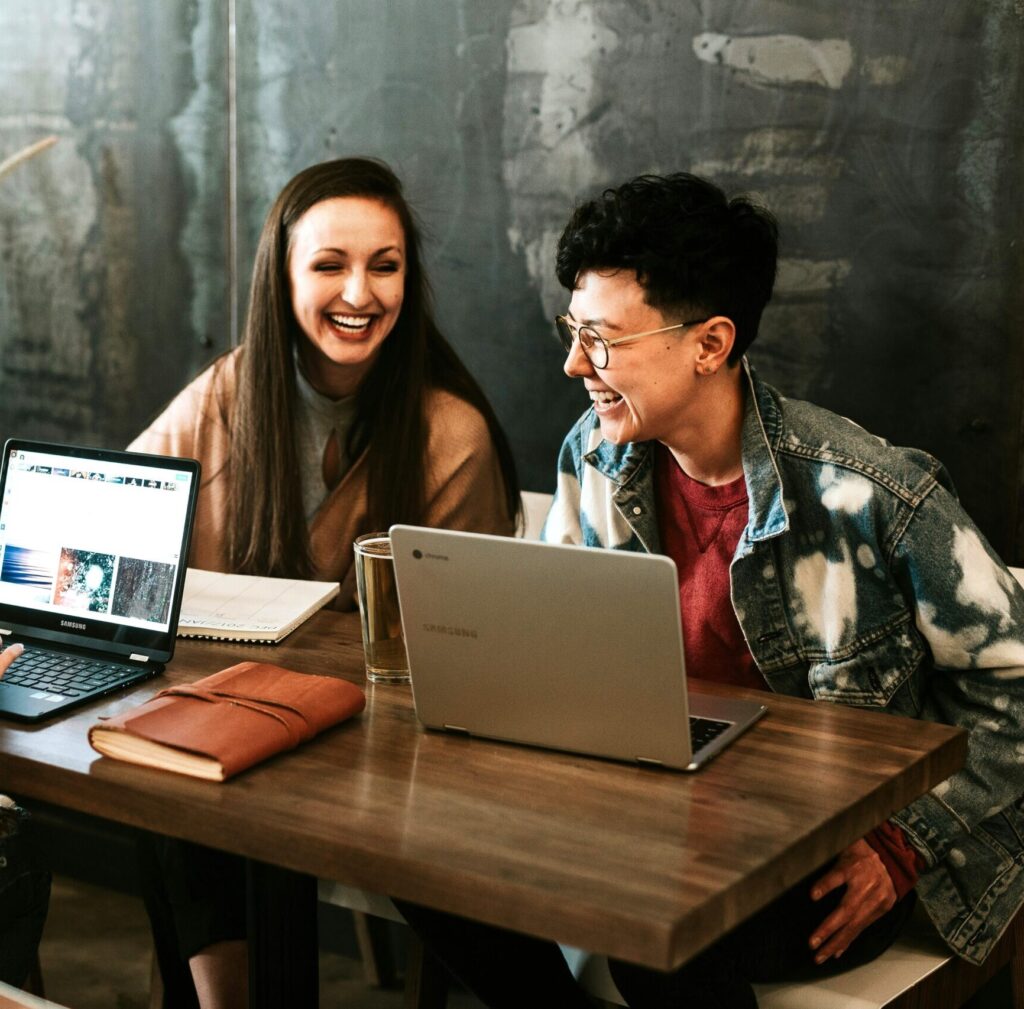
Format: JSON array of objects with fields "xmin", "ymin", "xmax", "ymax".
[{"xmin": 0, "ymin": 439, "xmax": 201, "ymax": 663}]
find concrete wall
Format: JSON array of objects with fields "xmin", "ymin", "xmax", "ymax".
[
  {"xmin": 0, "ymin": 0, "xmax": 228, "ymax": 446},
  {"xmin": 1, "ymin": 0, "xmax": 1022, "ymax": 559}
]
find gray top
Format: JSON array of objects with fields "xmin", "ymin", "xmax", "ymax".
[{"xmin": 293, "ymin": 359, "xmax": 359, "ymax": 520}]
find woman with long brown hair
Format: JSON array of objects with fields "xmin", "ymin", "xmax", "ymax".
[
  {"xmin": 131, "ymin": 157, "xmax": 519, "ymax": 1008},
  {"xmin": 133, "ymin": 156, "xmax": 518, "ymax": 594}
]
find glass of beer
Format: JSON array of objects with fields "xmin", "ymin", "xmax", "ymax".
[{"xmin": 353, "ymin": 533, "xmax": 410, "ymax": 684}]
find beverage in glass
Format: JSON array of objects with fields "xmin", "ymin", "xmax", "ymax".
[{"xmin": 353, "ymin": 533, "xmax": 410, "ymax": 684}]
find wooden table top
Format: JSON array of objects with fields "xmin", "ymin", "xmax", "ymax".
[{"xmin": 0, "ymin": 611, "xmax": 965, "ymax": 970}]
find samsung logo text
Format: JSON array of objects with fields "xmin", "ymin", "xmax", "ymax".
[
  {"xmin": 423, "ymin": 623, "xmax": 477, "ymax": 639},
  {"xmin": 60, "ymin": 619, "xmax": 87, "ymax": 631}
]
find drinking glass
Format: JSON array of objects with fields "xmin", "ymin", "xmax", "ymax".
[{"xmin": 353, "ymin": 533, "xmax": 410, "ymax": 684}]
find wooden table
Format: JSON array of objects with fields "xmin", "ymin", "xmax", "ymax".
[{"xmin": 0, "ymin": 612, "xmax": 966, "ymax": 1006}]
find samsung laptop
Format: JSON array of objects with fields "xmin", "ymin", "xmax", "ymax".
[
  {"xmin": 390, "ymin": 526, "xmax": 767, "ymax": 771},
  {"xmin": 0, "ymin": 439, "xmax": 200, "ymax": 722}
]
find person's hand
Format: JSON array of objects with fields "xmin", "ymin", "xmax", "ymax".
[
  {"xmin": 808, "ymin": 838, "xmax": 896, "ymax": 964},
  {"xmin": 0, "ymin": 642, "xmax": 24, "ymax": 678}
]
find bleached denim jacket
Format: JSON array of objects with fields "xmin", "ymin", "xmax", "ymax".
[{"xmin": 543, "ymin": 361, "xmax": 1024, "ymax": 965}]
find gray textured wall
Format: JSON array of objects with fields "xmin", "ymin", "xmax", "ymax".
[
  {"xmin": 1, "ymin": 1, "xmax": 1022, "ymax": 560},
  {"xmin": 0, "ymin": 0, "xmax": 228, "ymax": 446}
]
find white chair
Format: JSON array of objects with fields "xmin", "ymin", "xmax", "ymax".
[
  {"xmin": 564, "ymin": 901, "xmax": 1023, "ymax": 1008},
  {"xmin": 519, "ymin": 490, "xmax": 554, "ymax": 541},
  {"xmin": 0, "ymin": 978, "xmax": 70, "ymax": 1008},
  {"xmin": 316, "ymin": 880, "xmax": 408, "ymax": 990},
  {"xmin": 755, "ymin": 904, "xmax": 1023, "ymax": 1009}
]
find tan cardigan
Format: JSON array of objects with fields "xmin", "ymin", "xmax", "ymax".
[{"xmin": 130, "ymin": 350, "xmax": 515, "ymax": 607}]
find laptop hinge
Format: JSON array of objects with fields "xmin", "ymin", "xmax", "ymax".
[
  {"xmin": 0, "ymin": 629, "xmax": 11, "ymax": 637},
  {"xmin": 443, "ymin": 724, "xmax": 470, "ymax": 735},
  {"xmin": 635, "ymin": 756, "xmax": 664, "ymax": 767},
  {"xmin": 129, "ymin": 653, "xmax": 150, "ymax": 663}
]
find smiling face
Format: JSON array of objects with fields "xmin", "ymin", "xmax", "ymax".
[
  {"xmin": 287, "ymin": 196, "xmax": 406, "ymax": 398},
  {"xmin": 563, "ymin": 268, "xmax": 710, "ymax": 447}
]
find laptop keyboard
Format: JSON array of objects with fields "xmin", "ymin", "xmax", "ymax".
[
  {"xmin": 2, "ymin": 646, "xmax": 141, "ymax": 699},
  {"xmin": 689, "ymin": 715, "xmax": 732, "ymax": 752}
]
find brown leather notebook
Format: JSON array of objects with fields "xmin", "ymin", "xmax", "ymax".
[{"xmin": 88, "ymin": 661, "xmax": 366, "ymax": 781}]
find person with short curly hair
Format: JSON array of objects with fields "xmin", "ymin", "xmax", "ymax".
[{"xmin": 396, "ymin": 172, "xmax": 1024, "ymax": 1008}]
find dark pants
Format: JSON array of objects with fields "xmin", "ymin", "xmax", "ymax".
[
  {"xmin": 395, "ymin": 863, "xmax": 915, "ymax": 1009},
  {"xmin": 0, "ymin": 869, "xmax": 50, "ymax": 987},
  {"xmin": 136, "ymin": 833, "xmax": 246, "ymax": 1009},
  {"xmin": 0, "ymin": 804, "xmax": 51, "ymax": 988}
]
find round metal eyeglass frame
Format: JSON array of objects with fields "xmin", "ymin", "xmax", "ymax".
[{"xmin": 554, "ymin": 315, "xmax": 711, "ymax": 369}]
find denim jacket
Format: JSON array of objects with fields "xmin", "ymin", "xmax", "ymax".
[{"xmin": 543, "ymin": 362, "xmax": 1024, "ymax": 965}]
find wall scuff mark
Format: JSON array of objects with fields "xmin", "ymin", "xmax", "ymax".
[{"xmin": 692, "ymin": 32, "xmax": 853, "ymax": 90}]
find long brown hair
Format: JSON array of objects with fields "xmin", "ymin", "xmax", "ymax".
[{"xmin": 226, "ymin": 157, "xmax": 519, "ymax": 577}]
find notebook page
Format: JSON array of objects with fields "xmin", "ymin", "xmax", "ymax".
[{"xmin": 178, "ymin": 569, "xmax": 340, "ymax": 640}]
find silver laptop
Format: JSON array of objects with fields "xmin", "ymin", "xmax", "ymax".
[{"xmin": 390, "ymin": 526, "xmax": 766, "ymax": 771}]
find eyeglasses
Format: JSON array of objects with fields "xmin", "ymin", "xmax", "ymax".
[{"xmin": 554, "ymin": 315, "xmax": 710, "ymax": 369}]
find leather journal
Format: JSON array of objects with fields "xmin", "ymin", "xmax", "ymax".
[{"xmin": 88, "ymin": 661, "xmax": 366, "ymax": 780}]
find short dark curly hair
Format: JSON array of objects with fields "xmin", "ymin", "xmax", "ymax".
[{"xmin": 555, "ymin": 173, "xmax": 778, "ymax": 362}]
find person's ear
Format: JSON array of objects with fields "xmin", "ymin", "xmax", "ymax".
[{"xmin": 694, "ymin": 317, "xmax": 736, "ymax": 376}]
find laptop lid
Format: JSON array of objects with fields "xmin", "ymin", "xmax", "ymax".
[
  {"xmin": 390, "ymin": 525, "xmax": 730, "ymax": 770},
  {"xmin": 0, "ymin": 439, "xmax": 201, "ymax": 664}
]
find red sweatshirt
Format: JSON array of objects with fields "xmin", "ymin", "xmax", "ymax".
[{"xmin": 654, "ymin": 443, "xmax": 922, "ymax": 897}]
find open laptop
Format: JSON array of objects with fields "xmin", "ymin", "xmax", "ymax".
[
  {"xmin": 0, "ymin": 439, "xmax": 200, "ymax": 722},
  {"xmin": 390, "ymin": 526, "xmax": 767, "ymax": 771}
]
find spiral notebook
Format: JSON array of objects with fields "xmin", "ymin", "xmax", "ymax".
[{"xmin": 178, "ymin": 569, "xmax": 340, "ymax": 643}]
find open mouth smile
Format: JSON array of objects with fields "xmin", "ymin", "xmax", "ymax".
[
  {"xmin": 326, "ymin": 312, "xmax": 373, "ymax": 335},
  {"xmin": 590, "ymin": 389, "xmax": 623, "ymax": 413}
]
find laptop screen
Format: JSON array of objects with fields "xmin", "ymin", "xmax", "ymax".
[{"xmin": 0, "ymin": 440, "xmax": 200, "ymax": 659}]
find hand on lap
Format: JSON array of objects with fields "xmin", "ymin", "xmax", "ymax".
[{"xmin": 809, "ymin": 838, "xmax": 897, "ymax": 964}]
